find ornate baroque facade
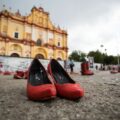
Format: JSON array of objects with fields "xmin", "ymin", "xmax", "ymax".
[{"xmin": 0, "ymin": 6, "xmax": 68, "ymax": 60}]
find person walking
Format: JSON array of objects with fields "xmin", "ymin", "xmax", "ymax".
[{"xmin": 69, "ymin": 59, "xmax": 74, "ymax": 74}]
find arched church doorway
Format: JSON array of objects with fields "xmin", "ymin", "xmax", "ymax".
[
  {"xmin": 35, "ymin": 54, "xmax": 44, "ymax": 59},
  {"xmin": 10, "ymin": 53, "xmax": 20, "ymax": 57},
  {"xmin": 57, "ymin": 57, "xmax": 62, "ymax": 61}
]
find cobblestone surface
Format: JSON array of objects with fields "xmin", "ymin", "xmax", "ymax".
[{"xmin": 0, "ymin": 71, "xmax": 120, "ymax": 120}]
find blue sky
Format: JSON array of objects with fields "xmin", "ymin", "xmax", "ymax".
[{"xmin": 0, "ymin": 0, "xmax": 120, "ymax": 56}]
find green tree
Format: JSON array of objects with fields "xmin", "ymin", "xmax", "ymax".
[
  {"xmin": 88, "ymin": 50, "xmax": 102, "ymax": 63},
  {"xmin": 80, "ymin": 52, "xmax": 86, "ymax": 62},
  {"xmin": 69, "ymin": 50, "xmax": 119, "ymax": 65},
  {"xmin": 88, "ymin": 50, "xmax": 119, "ymax": 65},
  {"xmin": 69, "ymin": 50, "xmax": 86, "ymax": 62}
]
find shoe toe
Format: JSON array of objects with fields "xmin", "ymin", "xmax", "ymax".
[
  {"xmin": 71, "ymin": 88, "xmax": 84, "ymax": 99},
  {"xmin": 27, "ymin": 84, "xmax": 56, "ymax": 101},
  {"xmin": 43, "ymin": 87, "xmax": 56, "ymax": 99},
  {"xmin": 56, "ymin": 83, "xmax": 84, "ymax": 100}
]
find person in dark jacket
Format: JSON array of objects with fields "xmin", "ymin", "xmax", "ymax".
[{"xmin": 69, "ymin": 59, "xmax": 74, "ymax": 74}]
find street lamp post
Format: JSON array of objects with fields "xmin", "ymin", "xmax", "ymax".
[
  {"xmin": 105, "ymin": 49, "xmax": 107, "ymax": 55},
  {"xmin": 100, "ymin": 44, "xmax": 104, "ymax": 66},
  {"xmin": 100, "ymin": 45, "xmax": 107, "ymax": 70},
  {"xmin": 118, "ymin": 54, "xmax": 120, "ymax": 65}
]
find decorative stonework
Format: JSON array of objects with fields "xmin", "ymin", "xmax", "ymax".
[{"xmin": 0, "ymin": 6, "xmax": 68, "ymax": 60}]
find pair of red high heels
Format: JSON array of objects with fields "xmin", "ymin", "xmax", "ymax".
[{"xmin": 27, "ymin": 59, "xmax": 84, "ymax": 101}]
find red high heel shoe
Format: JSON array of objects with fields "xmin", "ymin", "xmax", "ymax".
[
  {"xmin": 27, "ymin": 59, "xmax": 56, "ymax": 101},
  {"xmin": 48, "ymin": 59, "xmax": 84, "ymax": 100},
  {"xmin": 14, "ymin": 70, "xmax": 25, "ymax": 79}
]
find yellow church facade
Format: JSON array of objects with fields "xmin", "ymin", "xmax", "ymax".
[{"xmin": 0, "ymin": 6, "xmax": 68, "ymax": 60}]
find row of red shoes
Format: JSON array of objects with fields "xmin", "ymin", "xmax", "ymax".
[{"xmin": 27, "ymin": 59, "xmax": 84, "ymax": 101}]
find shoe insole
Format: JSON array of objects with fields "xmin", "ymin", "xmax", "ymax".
[
  {"xmin": 51, "ymin": 59, "xmax": 74, "ymax": 84},
  {"xmin": 53, "ymin": 72, "xmax": 70, "ymax": 84},
  {"xmin": 29, "ymin": 69, "xmax": 51, "ymax": 86},
  {"xmin": 52, "ymin": 66, "xmax": 74, "ymax": 84}
]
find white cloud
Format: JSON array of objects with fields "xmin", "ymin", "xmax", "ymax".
[
  {"xmin": 68, "ymin": 5, "xmax": 120, "ymax": 55},
  {"xmin": 1, "ymin": 0, "xmax": 120, "ymax": 56}
]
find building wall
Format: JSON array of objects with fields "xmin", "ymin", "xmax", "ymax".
[{"xmin": 0, "ymin": 7, "xmax": 68, "ymax": 60}]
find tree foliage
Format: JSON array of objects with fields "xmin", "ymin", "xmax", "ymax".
[
  {"xmin": 88, "ymin": 50, "xmax": 102, "ymax": 63},
  {"xmin": 69, "ymin": 50, "xmax": 120, "ymax": 64},
  {"xmin": 88, "ymin": 50, "xmax": 119, "ymax": 65},
  {"xmin": 69, "ymin": 50, "xmax": 86, "ymax": 62}
]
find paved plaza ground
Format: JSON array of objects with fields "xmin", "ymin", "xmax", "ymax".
[{"xmin": 0, "ymin": 71, "xmax": 120, "ymax": 120}]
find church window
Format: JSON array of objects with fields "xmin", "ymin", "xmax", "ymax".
[
  {"xmin": 36, "ymin": 39, "xmax": 42, "ymax": 46},
  {"xmin": 58, "ymin": 42, "xmax": 60, "ymax": 47},
  {"xmin": 14, "ymin": 32, "xmax": 19, "ymax": 39}
]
